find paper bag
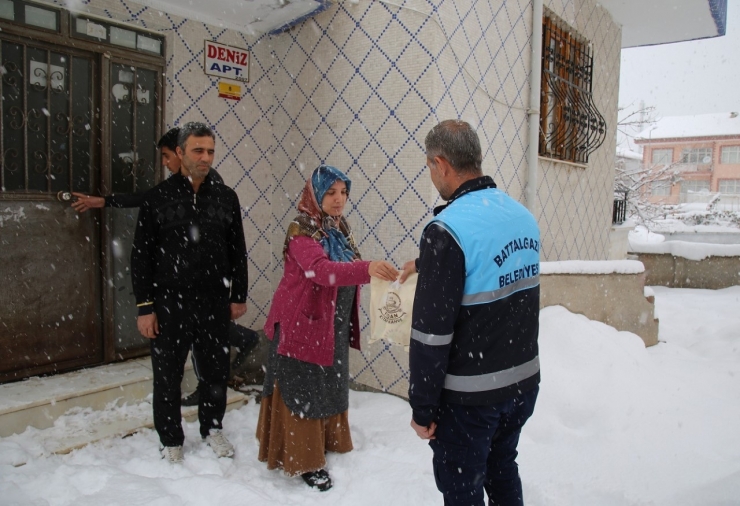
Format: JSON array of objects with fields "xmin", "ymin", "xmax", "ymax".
[{"xmin": 368, "ymin": 274, "xmax": 417, "ymax": 348}]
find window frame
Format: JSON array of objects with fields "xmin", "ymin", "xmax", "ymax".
[
  {"xmin": 651, "ymin": 148, "xmax": 672, "ymax": 165},
  {"xmin": 0, "ymin": 0, "xmax": 61, "ymax": 34},
  {"xmin": 718, "ymin": 179, "xmax": 740, "ymax": 194},
  {"xmin": 720, "ymin": 146, "xmax": 740, "ymax": 164},
  {"xmin": 680, "ymin": 147, "xmax": 713, "ymax": 164},
  {"xmin": 650, "ymin": 180, "xmax": 671, "ymax": 196},
  {"xmin": 680, "ymin": 179, "xmax": 711, "ymax": 194},
  {"xmin": 538, "ymin": 13, "xmax": 606, "ymax": 165}
]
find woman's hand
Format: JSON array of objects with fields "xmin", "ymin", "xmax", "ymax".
[{"xmin": 368, "ymin": 261, "xmax": 399, "ymax": 281}]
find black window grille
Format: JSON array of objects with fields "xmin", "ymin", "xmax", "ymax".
[
  {"xmin": 540, "ymin": 15, "xmax": 606, "ymax": 164},
  {"xmin": 613, "ymin": 190, "xmax": 628, "ymax": 224}
]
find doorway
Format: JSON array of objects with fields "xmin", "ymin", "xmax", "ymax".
[{"xmin": 0, "ymin": 5, "xmax": 165, "ymax": 382}]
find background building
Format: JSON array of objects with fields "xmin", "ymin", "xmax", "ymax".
[{"xmin": 635, "ymin": 112, "xmax": 740, "ymax": 205}]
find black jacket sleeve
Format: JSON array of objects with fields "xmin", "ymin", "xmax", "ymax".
[
  {"xmin": 130, "ymin": 196, "xmax": 157, "ymax": 315},
  {"xmin": 408, "ymin": 223, "xmax": 465, "ymax": 427},
  {"xmin": 105, "ymin": 193, "xmax": 144, "ymax": 208},
  {"xmin": 227, "ymin": 195, "xmax": 248, "ymax": 303}
]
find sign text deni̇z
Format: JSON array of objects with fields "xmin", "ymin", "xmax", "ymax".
[{"xmin": 204, "ymin": 40, "xmax": 249, "ymax": 83}]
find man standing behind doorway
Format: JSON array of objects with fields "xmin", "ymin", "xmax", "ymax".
[
  {"xmin": 131, "ymin": 122, "xmax": 248, "ymax": 463},
  {"xmin": 401, "ymin": 120, "xmax": 540, "ymax": 506}
]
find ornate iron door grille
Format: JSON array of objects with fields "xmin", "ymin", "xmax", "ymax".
[
  {"xmin": 540, "ymin": 16, "xmax": 606, "ymax": 165},
  {"xmin": 0, "ymin": 39, "xmax": 93, "ymax": 195}
]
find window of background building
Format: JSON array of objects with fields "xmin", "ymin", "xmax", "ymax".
[
  {"xmin": 650, "ymin": 180, "xmax": 671, "ymax": 196},
  {"xmin": 680, "ymin": 180, "xmax": 711, "ymax": 193},
  {"xmin": 539, "ymin": 14, "xmax": 606, "ymax": 164},
  {"xmin": 651, "ymin": 149, "xmax": 673, "ymax": 165},
  {"xmin": 680, "ymin": 147, "xmax": 712, "ymax": 164},
  {"xmin": 720, "ymin": 146, "xmax": 740, "ymax": 164},
  {"xmin": 718, "ymin": 179, "xmax": 740, "ymax": 194}
]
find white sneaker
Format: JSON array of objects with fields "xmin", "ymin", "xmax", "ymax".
[
  {"xmin": 160, "ymin": 445, "xmax": 184, "ymax": 464},
  {"xmin": 204, "ymin": 429, "xmax": 234, "ymax": 458}
]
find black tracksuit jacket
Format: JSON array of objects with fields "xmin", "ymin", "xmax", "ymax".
[{"xmin": 131, "ymin": 171, "xmax": 247, "ymax": 315}]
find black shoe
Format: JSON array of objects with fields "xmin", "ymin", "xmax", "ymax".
[
  {"xmin": 181, "ymin": 390, "xmax": 199, "ymax": 407},
  {"xmin": 301, "ymin": 469, "xmax": 332, "ymax": 491}
]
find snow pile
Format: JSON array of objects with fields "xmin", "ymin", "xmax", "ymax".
[
  {"xmin": 2, "ymin": 287, "xmax": 740, "ymax": 505},
  {"xmin": 629, "ymin": 225, "xmax": 740, "ymax": 259},
  {"xmin": 541, "ymin": 260, "xmax": 644, "ymax": 275}
]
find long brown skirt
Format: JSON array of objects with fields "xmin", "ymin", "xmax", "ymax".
[{"xmin": 256, "ymin": 382, "xmax": 353, "ymax": 476}]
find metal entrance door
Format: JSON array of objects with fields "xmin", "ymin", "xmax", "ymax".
[
  {"xmin": 0, "ymin": 32, "xmax": 163, "ymax": 381},
  {"xmin": 103, "ymin": 59, "xmax": 161, "ymax": 360},
  {"xmin": 0, "ymin": 38, "xmax": 99, "ymax": 381}
]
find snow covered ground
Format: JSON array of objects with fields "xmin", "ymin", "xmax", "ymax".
[{"xmin": 2, "ymin": 286, "xmax": 739, "ymax": 506}]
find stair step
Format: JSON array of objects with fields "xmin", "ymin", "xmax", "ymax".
[
  {"xmin": 0, "ymin": 356, "xmax": 239, "ymax": 438},
  {"xmin": 18, "ymin": 388, "xmax": 246, "ymax": 458}
]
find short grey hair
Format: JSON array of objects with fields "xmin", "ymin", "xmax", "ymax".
[
  {"xmin": 177, "ymin": 122, "xmax": 215, "ymax": 151},
  {"xmin": 425, "ymin": 120, "xmax": 483, "ymax": 175}
]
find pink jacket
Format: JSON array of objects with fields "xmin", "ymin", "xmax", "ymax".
[{"xmin": 264, "ymin": 235, "xmax": 371, "ymax": 366}]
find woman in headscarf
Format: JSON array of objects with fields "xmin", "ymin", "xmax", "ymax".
[{"xmin": 257, "ymin": 165, "xmax": 398, "ymax": 491}]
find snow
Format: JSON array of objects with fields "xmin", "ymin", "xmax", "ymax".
[
  {"xmin": 628, "ymin": 225, "xmax": 740, "ymax": 259},
  {"xmin": 635, "ymin": 112, "xmax": 740, "ymax": 140},
  {"xmin": 541, "ymin": 260, "xmax": 644, "ymax": 275},
  {"xmin": 616, "ymin": 148, "xmax": 643, "ymax": 161},
  {"xmin": 2, "ymin": 287, "xmax": 740, "ymax": 505}
]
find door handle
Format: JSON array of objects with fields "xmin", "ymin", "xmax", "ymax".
[{"xmin": 57, "ymin": 191, "xmax": 74, "ymax": 202}]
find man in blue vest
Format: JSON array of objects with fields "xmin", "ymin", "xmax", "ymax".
[{"xmin": 401, "ymin": 120, "xmax": 541, "ymax": 506}]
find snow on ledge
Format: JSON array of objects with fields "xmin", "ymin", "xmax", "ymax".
[
  {"xmin": 541, "ymin": 260, "xmax": 645, "ymax": 275},
  {"xmin": 627, "ymin": 241, "xmax": 740, "ymax": 261}
]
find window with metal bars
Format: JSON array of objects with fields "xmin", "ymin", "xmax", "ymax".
[{"xmin": 539, "ymin": 15, "xmax": 606, "ymax": 165}]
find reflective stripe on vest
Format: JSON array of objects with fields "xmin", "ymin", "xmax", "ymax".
[
  {"xmin": 444, "ymin": 356, "xmax": 540, "ymax": 393},
  {"xmin": 462, "ymin": 275, "xmax": 540, "ymax": 305},
  {"xmin": 411, "ymin": 328, "xmax": 454, "ymax": 346}
]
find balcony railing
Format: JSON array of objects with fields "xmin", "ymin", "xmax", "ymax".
[
  {"xmin": 662, "ymin": 163, "xmax": 713, "ymax": 173},
  {"xmin": 613, "ymin": 190, "xmax": 628, "ymax": 224}
]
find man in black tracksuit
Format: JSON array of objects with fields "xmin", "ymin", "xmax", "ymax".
[
  {"xmin": 402, "ymin": 120, "xmax": 540, "ymax": 506},
  {"xmin": 131, "ymin": 122, "xmax": 248, "ymax": 463}
]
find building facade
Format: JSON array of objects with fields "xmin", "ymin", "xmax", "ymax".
[{"xmin": 0, "ymin": 0, "xmax": 727, "ymax": 392}]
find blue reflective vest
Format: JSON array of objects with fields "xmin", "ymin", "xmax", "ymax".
[{"xmin": 429, "ymin": 187, "xmax": 541, "ymax": 304}]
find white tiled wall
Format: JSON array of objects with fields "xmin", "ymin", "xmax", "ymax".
[{"xmin": 38, "ymin": 0, "xmax": 620, "ymax": 396}]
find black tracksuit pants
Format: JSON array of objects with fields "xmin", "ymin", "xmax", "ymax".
[{"xmin": 150, "ymin": 289, "xmax": 230, "ymax": 447}]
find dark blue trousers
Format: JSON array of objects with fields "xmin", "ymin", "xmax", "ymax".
[{"xmin": 429, "ymin": 387, "xmax": 538, "ymax": 506}]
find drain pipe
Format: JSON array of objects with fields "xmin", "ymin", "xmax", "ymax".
[{"xmin": 526, "ymin": 0, "xmax": 543, "ymax": 213}]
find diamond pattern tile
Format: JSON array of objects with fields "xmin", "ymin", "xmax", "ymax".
[{"xmin": 39, "ymin": 0, "xmax": 620, "ymax": 397}]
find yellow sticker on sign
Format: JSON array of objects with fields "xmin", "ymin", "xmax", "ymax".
[{"xmin": 218, "ymin": 81, "xmax": 241, "ymax": 101}]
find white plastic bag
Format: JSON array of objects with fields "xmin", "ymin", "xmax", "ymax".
[{"xmin": 368, "ymin": 274, "xmax": 417, "ymax": 348}]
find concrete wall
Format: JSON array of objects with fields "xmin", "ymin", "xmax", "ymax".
[
  {"xmin": 537, "ymin": 0, "xmax": 622, "ymax": 261},
  {"xmin": 633, "ymin": 253, "xmax": 740, "ymax": 289},
  {"xmin": 609, "ymin": 221, "xmax": 636, "ymax": 260},
  {"xmin": 540, "ymin": 272, "xmax": 659, "ymax": 347}
]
